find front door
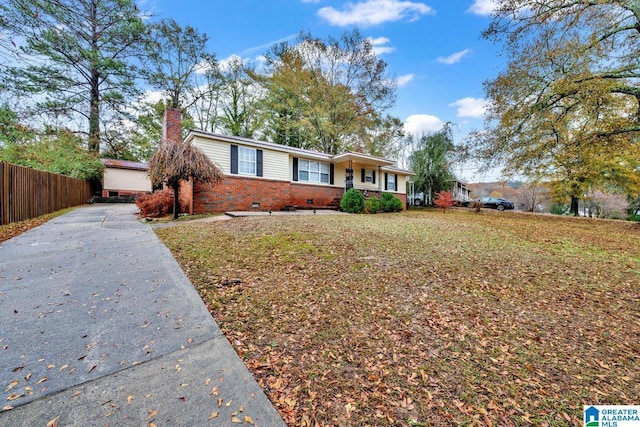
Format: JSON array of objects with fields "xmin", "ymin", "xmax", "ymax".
[{"xmin": 345, "ymin": 168, "xmax": 354, "ymax": 190}]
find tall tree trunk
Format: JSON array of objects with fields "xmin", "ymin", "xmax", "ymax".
[
  {"xmin": 570, "ymin": 195, "xmax": 579, "ymax": 216},
  {"xmin": 172, "ymin": 182, "xmax": 180, "ymax": 220},
  {"xmin": 88, "ymin": 1, "xmax": 100, "ymax": 153},
  {"xmin": 89, "ymin": 72, "xmax": 100, "ymax": 152}
]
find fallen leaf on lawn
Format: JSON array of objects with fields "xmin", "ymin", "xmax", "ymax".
[
  {"xmin": 211, "ymin": 385, "xmax": 219, "ymax": 395},
  {"xmin": 225, "ymin": 399, "xmax": 233, "ymax": 407},
  {"xmin": 1, "ymin": 405, "xmax": 13, "ymax": 411},
  {"xmin": 146, "ymin": 409, "xmax": 158, "ymax": 420},
  {"xmin": 205, "ymin": 378, "xmax": 211, "ymax": 386},
  {"xmin": 209, "ymin": 411, "xmax": 219, "ymax": 419},
  {"xmin": 72, "ymin": 391, "xmax": 81, "ymax": 398},
  {"xmin": 5, "ymin": 380, "xmax": 19, "ymax": 392},
  {"xmin": 244, "ymin": 415, "xmax": 254, "ymax": 424},
  {"xmin": 127, "ymin": 395, "xmax": 134, "ymax": 405},
  {"xmin": 217, "ymin": 397, "xmax": 223, "ymax": 407},
  {"xmin": 46, "ymin": 416, "xmax": 60, "ymax": 427},
  {"xmin": 231, "ymin": 416, "xmax": 242, "ymax": 423},
  {"xmin": 180, "ymin": 383, "xmax": 188, "ymax": 387},
  {"xmin": 149, "ymin": 423, "xmax": 156, "ymax": 427},
  {"xmin": 12, "ymin": 366, "xmax": 23, "ymax": 372},
  {"xmin": 36, "ymin": 377, "xmax": 48, "ymax": 385},
  {"xmin": 87, "ymin": 365, "xmax": 96, "ymax": 373},
  {"xmin": 24, "ymin": 373, "xmax": 32, "ymax": 381},
  {"xmin": 59, "ymin": 365, "xmax": 68, "ymax": 371}
]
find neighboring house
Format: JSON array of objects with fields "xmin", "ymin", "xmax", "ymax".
[
  {"xmin": 452, "ymin": 179, "xmax": 472, "ymax": 203},
  {"xmin": 406, "ymin": 178, "xmax": 471, "ymax": 205},
  {"xmin": 159, "ymin": 109, "xmax": 414, "ymax": 213},
  {"xmin": 100, "ymin": 159, "xmax": 152, "ymax": 201}
]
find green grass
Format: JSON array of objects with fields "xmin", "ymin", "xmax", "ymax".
[{"xmin": 156, "ymin": 209, "xmax": 640, "ymax": 426}]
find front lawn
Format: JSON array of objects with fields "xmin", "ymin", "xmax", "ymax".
[{"xmin": 156, "ymin": 210, "xmax": 640, "ymax": 426}]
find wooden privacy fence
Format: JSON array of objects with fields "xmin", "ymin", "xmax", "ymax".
[{"xmin": 0, "ymin": 162, "xmax": 93, "ymax": 225}]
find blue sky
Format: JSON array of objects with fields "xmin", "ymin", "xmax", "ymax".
[{"xmin": 143, "ymin": 0, "xmax": 503, "ymax": 181}]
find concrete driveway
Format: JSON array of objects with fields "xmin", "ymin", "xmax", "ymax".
[{"xmin": 0, "ymin": 204, "xmax": 285, "ymax": 426}]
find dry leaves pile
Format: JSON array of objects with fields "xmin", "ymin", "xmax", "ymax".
[
  {"xmin": 0, "ymin": 209, "xmax": 71, "ymax": 244},
  {"xmin": 157, "ymin": 210, "xmax": 640, "ymax": 426}
]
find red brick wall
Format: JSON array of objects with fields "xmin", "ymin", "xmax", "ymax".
[
  {"xmin": 289, "ymin": 183, "xmax": 343, "ymax": 207},
  {"xmin": 193, "ymin": 176, "xmax": 407, "ymax": 213},
  {"xmin": 163, "ymin": 108, "xmax": 182, "ymax": 142},
  {"xmin": 193, "ymin": 176, "xmax": 344, "ymax": 213}
]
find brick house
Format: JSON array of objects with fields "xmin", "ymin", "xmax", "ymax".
[{"xmin": 164, "ymin": 109, "xmax": 414, "ymax": 213}]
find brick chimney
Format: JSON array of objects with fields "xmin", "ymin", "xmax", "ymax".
[{"xmin": 162, "ymin": 107, "xmax": 182, "ymax": 143}]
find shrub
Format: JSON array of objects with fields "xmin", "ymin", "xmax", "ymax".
[
  {"xmin": 380, "ymin": 192, "xmax": 403, "ymax": 212},
  {"xmin": 340, "ymin": 188, "xmax": 365, "ymax": 213},
  {"xmin": 434, "ymin": 190, "xmax": 454, "ymax": 210},
  {"xmin": 550, "ymin": 203, "xmax": 568, "ymax": 215},
  {"xmin": 136, "ymin": 189, "xmax": 189, "ymax": 217},
  {"xmin": 470, "ymin": 200, "xmax": 483, "ymax": 213},
  {"xmin": 364, "ymin": 196, "xmax": 381, "ymax": 214}
]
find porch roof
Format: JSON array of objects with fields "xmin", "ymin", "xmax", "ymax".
[{"xmin": 332, "ymin": 152, "xmax": 395, "ymax": 167}]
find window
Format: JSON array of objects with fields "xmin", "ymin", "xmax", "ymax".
[
  {"xmin": 298, "ymin": 159, "xmax": 330, "ymax": 183},
  {"xmin": 365, "ymin": 170, "xmax": 373, "ymax": 183},
  {"xmin": 386, "ymin": 173, "xmax": 396, "ymax": 191},
  {"xmin": 238, "ymin": 146, "xmax": 256, "ymax": 175}
]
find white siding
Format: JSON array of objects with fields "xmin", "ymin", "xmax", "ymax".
[
  {"xmin": 192, "ymin": 135, "xmax": 290, "ymax": 181},
  {"xmin": 192, "ymin": 136, "xmax": 231, "ymax": 173},
  {"xmin": 103, "ymin": 168, "xmax": 151, "ymax": 192},
  {"xmin": 263, "ymin": 149, "xmax": 289, "ymax": 181}
]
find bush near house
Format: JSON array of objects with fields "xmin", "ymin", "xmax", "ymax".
[
  {"xmin": 380, "ymin": 192, "xmax": 403, "ymax": 212},
  {"xmin": 364, "ymin": 196, "xmax": 381, "ymax": 214},
  {"xmin": 136, "ymin": 189, "xmax": 189, "ymax": 217},
  {"xmin": 340, "ymin": 188, "xmax": 365, "ymax": 213}
]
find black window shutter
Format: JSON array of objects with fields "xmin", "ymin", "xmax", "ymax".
[
  {"xmin": 230, "ymin": 145, "xmax": 238, "ymax": 174},
  {"xmin": 256, "ymin": 149, "xmax": 263, "ymax": 177},
  {"xmin": 384, "ymin": 172, "xmax": 388, "ymax": 190},
  {"xmin": 395, "ymin": 174, "xmax": 398, "ymax": 191},
  {"xmin": 330, "ymin": 163, "xmax": 334, "ymax": 185},
  {"xmin": 361, "ymin": 168, "xmax": 365, "ymax": 183},
  {"xmin": 293, "ymin": 157, "xmax": 298, "ymax": 181},
  {"xmin": 372, "ymin": 171, "xmax": 376, "ymax": 184}
]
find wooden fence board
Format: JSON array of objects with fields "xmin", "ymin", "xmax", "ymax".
[{"xmin": 0, "ymin": 162, "xmax": 93, "ymax": 225}]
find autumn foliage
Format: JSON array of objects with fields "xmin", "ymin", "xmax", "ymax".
[
  {"xmin": 434, "ymin": 190, "xmax": 454, "ymax": 210},
  {"xmin": 136, "ymin": 189, "xmax": 189, "ymax": 217}
]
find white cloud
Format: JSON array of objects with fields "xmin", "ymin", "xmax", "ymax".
[
  {"xmin": 318, "ymin": 0, "xmax": 434, "ymax": 27},
  {"xmin": 437, "ymin": 49, "xmax": 471, "ymax": 65},
  {"xmin": 397, "ymin": 74, "xmax": 414, "ymax": 87},
  {"xmin": 141, "ymin": 90, "xmax": 165, "ymax": 105},
  {"xmin": 367, "ymin": 36, "xmax": 395, "ymax": 55},
  {"xmin": 467, "ymin": 0, "xmax": 497, "ymax": 16},
  {"xmin": 404, "ymin": 114, "xmax": 444, "ymax": 135},
  {"xmin": 449, "ymin": 97, "xmax": 488, "ymax": 118}
]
